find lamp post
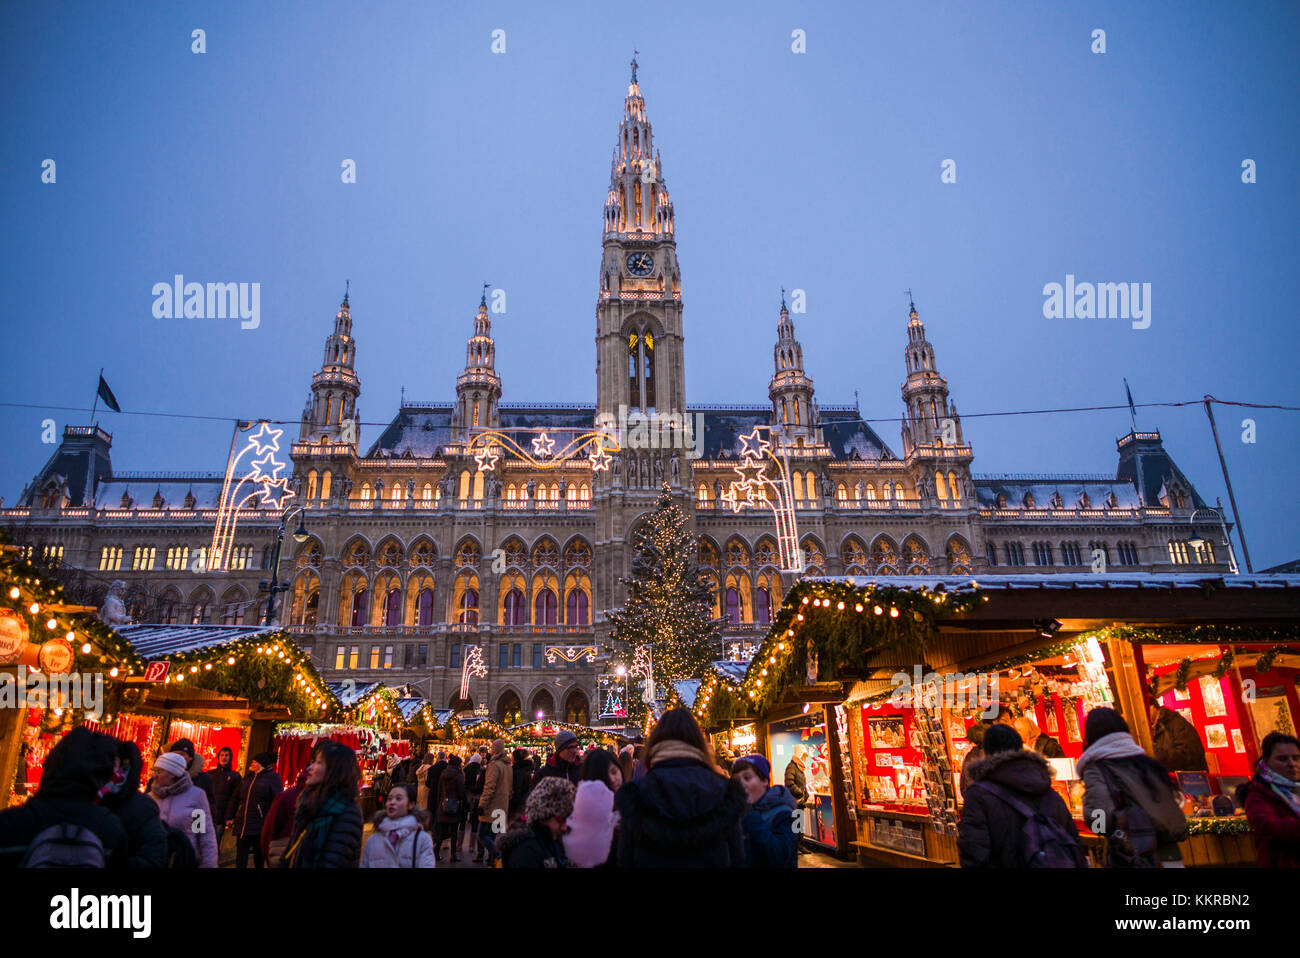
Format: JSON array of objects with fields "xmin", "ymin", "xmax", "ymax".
[
  {"xmin": 1188, "ymin": 503, "xmax": 1238, "ymax": 574},
  {"xmin": 259, "ymin": 506, "xmax": 310, "ymax": 626}
]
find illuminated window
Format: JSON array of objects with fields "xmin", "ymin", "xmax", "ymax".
[
  {"xmin": 628, "ymin": 333, "xmax": 640, "ymax": 407},
  {"xmin": 335, "ymin": 646, "xmax": 346, "ymax": 670},
  {"xmin": 348, "ymin": 646, "xmax": 359, "ymax": 669}
]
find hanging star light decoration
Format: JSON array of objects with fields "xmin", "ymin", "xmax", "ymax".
[
  {"xmin": 474, "ymin": 444, "xmax": 501, "ymax": 473},
  {"xmin": 209, "ymin": 421, "xmax": 295, "ymax": 571},
  {"xmin": 531, "ymin": 432, "xmax": 556, "ymax": 458},
  {"xmin": 726, "ymin": 425, "xmax": 802, "ymax": 571},
  {"xmin": 588, "ymin": 444, "xmax": 613, "ymax": 472}
]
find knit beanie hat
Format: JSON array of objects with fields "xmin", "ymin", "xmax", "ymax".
[
  {"xmin": 983, "ymin": 723, "xmax": 1024, "ymax": 756},
  {"xmin": 154, "ymin": 751, "xmax": 190, "ymax": 780},
  {"xmin": 525, "ymin": 776, "xmax": 575, "ymax": 822},
  {"xmin": 733, "ymin": 753, "xmax": 772, "ymax": 783},
  {"xmin": 254, "ymin": 751, "xmax": 276, "ymax": 770},
  {"xmin": 554, "ymin": 730, "xmax": 578, "ymax": 752}
]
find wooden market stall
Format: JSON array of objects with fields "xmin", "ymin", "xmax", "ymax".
[{"xmin": 688, "ymin": 572, "xmax": 1300, "ymax": 867}]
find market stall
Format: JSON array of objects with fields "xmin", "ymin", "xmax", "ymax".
[{"xmin": 688, "ymin": 572, "xmax": 1300, "ymax": 867}]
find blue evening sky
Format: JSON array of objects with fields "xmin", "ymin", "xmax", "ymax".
[{"xmin": 1, "ymin": 0, "xmax": 1296, "ymax": 567}]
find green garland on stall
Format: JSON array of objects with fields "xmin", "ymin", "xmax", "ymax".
[
  {"xmin": 1106, "ymin": 624, "xmax": 1300, "ymax": 646},
  {"xmin": 163, "ymin": 634, "xmax": 338, "ymax": 718},
  {"xmin": 735, "ymin": 578, "xmax": 983, "ymax": 716},
  {"xmin": 1186, "ymin": 817, "xmax": 1252, "ymax": 836}
]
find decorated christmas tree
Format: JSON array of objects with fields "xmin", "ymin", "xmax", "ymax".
[{"xmin": 608, "ymin": 484, "xmax": 721, "ymax": 721}]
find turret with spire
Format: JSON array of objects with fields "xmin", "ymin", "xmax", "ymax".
[
  {"xmin": 769, "ymin": 288, "xmax": 821, "ymax": 446},
  {"xmin": 900, "ymin": 295, "xmax": 963, "ymax": 456},
  {"xmin": 451, "ymin": 286, "xmax": 503, "ymax": 441},
  {"xmin": 299, "ymin": 284, "xmax": 361, "ymax": 448}
]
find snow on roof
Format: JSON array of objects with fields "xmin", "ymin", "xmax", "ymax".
[
  {"xmin": 800, "ymin": 573, "xmax": 1300, "ymax": 592},
  {"xmin": 326, "ymin": 681, "xmax": 383, "ymax": 708},
  {"xmin": 94, "ymin": 479, "xmax": 227, "ymax": 511},
  {"xmin": 118, "ymin": 623, "xmax": 280, "ymax": 658},
  {"xmin": 672, "ymin": 680, "xmax": 700, "ymax": 708}
]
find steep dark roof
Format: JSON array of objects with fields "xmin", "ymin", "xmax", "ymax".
[
  {"xmin": 973, "ymin": 476, "xmax": 1141, "ymax": 509},
  {"xmin": 1115, "ymin": 431, "xmax": 1208, "ymax": 509},
  {"xmin": 21, "ymin": 426, "xmax": 114, "ymax": 507}
]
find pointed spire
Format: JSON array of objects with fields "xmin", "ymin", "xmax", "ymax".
[
  {"xmin": 630, "ymin": 49, "xmax": 639, "ymax": 84},
  {"xmin": 480, "ymin": 282, "xmax": 489, "ymax": 308},
  {"xmin": 780, "ymin": 286, "xmax": 787, "ymax": 313},
  {"xmin": 342, "ymin": 279, "xmax": 350, "ymax": 308}
]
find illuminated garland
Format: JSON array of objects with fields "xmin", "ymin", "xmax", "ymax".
[
  {"xmin": 1186, "ymin": 817, "xmax": 1252, "ymax": 836},
  {"xmin": 160, "ymin": 634, "xmax": 338, "ymax": 717},
  {"xmin": 736, "ymin": 579, "xmax": 984, "ymax": 716}
]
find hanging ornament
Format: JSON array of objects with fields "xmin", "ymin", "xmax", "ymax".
[{"xmin": 0, "ymin": 608, "xmax": 29, "ymax": 665}]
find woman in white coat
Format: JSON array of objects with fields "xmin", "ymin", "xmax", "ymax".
[{"xmin": 361, "ymin": 785, "xmax": 436, "ymax": 868}]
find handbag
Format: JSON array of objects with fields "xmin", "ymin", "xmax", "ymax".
[
  {"xmin": 1098, "ymin": 763, "xmax": 1159, "ymax": 868},
  {"xmin": 267, "ymin": 836, "xmax": 292, "ymax": 868},
  {"xmin": 218, "ymin": 829, "xmax": 238, "ymax": 868}
]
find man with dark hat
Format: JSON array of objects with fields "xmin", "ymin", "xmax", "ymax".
[{"xmin": 532, "ymin": 730, "xmax": 582, "ymax": 788}]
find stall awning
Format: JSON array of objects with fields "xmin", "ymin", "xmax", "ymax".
[{"xmin": 327, "ymin": 681, "xmax": 383, "ymax": 709}]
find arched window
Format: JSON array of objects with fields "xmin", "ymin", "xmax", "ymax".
[
  {"xmin": 805, "ymin": 471, "xmax": 817, "ymax": 503},
  {"xmin": 503, "ymin": 589, "xmax": 526, "ymax": 626},
  {"xmin": 579, "ymin": 483, "xmax": 590, "ymax": 501},
  {"xmin": 459, "ymin": 470, "xmax": 471, "ymax": 500},
  {"xmin": 756, "ymin": 587, "xmax": 772, "ymax": 625},
  {"xmin": 472, "ymin": 470, "xmax": 485, "ymax": 501},
  {"xmin": 643, "ymin": 335, "xmax": 656, "ymax": 408},
  {"xmin": 459, "ymin": 589, "xmax": 479, "ymax": 623},
  {"xmin": 422, "ymin": 482, "xmax": 432, "ymax": 501},
  {"xmin": 628, "ymin": 333, "xmax": 640, "ymax": 407},
  {"xmin": 534, "ymin": 589, "xmax": 558, "ymax": 626},
  {"xmin": 385, "ymin": 588, "xmax": 401, "ymax": 626},
  {"xmin": 836, "ymin": 483, "xmax": 848, "ymax": 502},
  {"xmin": 793, "ymin": 472, "xmax": 805, "ymax": 501},
  {"xmin": 417, "ymin": 588, "xmax": 434, "ymax": 627},
  {"xmin": 948, "ymin": 471, "xmax": 960, "ymax": 502},
  {"xmin": 360, "ymin": 483, "xmax": 372, "ymax": 501},
  {"xmin": 306, "ymin": 470, "xmax": 318, "ymax": 500},
  {"xmin": 566, "ymin": 590, "xmax": 589, "ymax": 625},
  {"xmin": 320, "ymin": 471, "xmax": 331, "ymax": 501},
  {"xmin": 351, "ymin": 588, "xmax": 369, "ymax": 627},
  {"xmin": 697, "ymin": 483, "xmax": 709, "ymax": 503},
  {"xmin": 391, "ymin": 483, "xmax": 402, "ymax": 502},
  {"xmin": 935, "ymin": 470, "xmax": 947, "ymax": 500},
  {"xmin": 866, "ymin": 484, "xmax": 876, "ymax": 501},
  {"xmin": 725, "ymin": 588, "xmax": 741, "ymax": 625}
]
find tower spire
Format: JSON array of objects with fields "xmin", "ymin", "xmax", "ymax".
[
  {"xmin": 769, "ymin": 294, "xmax": 819, "ymax": 445},
  {"xmin": 603, "ymin": 60, "xmax": 674, "ymax": 238},
  {"xmin": 299, "ymin": 291, "xmax": 361, "ymax": 447},
  {"xmin": 453, "ymin": 291, "xmax": 502, "ymax": 440},
  {"xmin": 900, "ymin": 300, "xmax": 962, "ymax": 455}
]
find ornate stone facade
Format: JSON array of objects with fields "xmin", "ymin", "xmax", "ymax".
[{"xmin": 4, "ymin": 63, "xmax": 1233, "ymax": 726}]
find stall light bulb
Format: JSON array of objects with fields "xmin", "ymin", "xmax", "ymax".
[
  {"xmin": 7, "ymin": 587, "xmax": 19, "ymax": 599},
  {"xmin": 890, "ymin": 608, "xmax": 899, "ymax": 618},
  {"xmin": 46, "ymin": 619, "xmax": 57, "ymax": 630},
  {"xmin": 874, "ymin": 606, "xmax": 883, "ymax": 615},
  {"xmin": 837, "ymin": 602, "xmax": 845, "ymax": 611},
  {"xmin": 227, "ymin": 656, "xmax": 236, "ymax": 665},
  {"xmin": 801, "ymin": 596, "xmax": 810, "ymax": 605},
  {"xmin": 204, "ymin": 663, "xmax": 213, "ymax": 671},
  {"xmin": 855, "ymin": 604, "xmax": 864, "ymax": 613},
  {"xmin": 109, "ymin": 668, "xmax": 119, "ymax": 678},
  {"xmin": 29, "ymin": 603, "xmax": 40, "ymax": 614}
]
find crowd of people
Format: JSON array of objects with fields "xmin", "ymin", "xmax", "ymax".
[{"xmin": 2, "ymin": 704, "xmax": 1299, "ymax": 869}]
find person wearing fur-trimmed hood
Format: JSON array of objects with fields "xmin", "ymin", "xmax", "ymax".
[
  {"xmin": 613, "ymin": 709, "xmax": 747, "ymax": 868},
  {"xmin": 957, "ymin": 724, "xmax": 1081, "ymax": 868}
]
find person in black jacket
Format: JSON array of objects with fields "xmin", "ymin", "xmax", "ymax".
[
  {"xmin": 168, "ymin": 739, "xmax": 215, "ymax": 810},
  {"xmin": 533, "ymin": 731, "xmax": 582, "ymax": 787},
  {"xmin": 509, "ymin": 749, "xmax": 534, "ymax": 822},
  {"xmin": 101, "ymin": 741, "xmax": 168, "ymax": 868},
  {"xmin": 499, "ymin": 777, "xmax": 574, "ymax": 868},
  {"xmin": 230, "ymin": 752, "xmax": 284, "ymax": 868},
  {"xmin": 434, "ymin": 755, "xmax": 467, "ymax": 862},
  {"xmin": 424, "ymin": 753, "xmax": 448, "ymax": 816},
  {"xmin": 614, "ymin": 709, "xmax": 747, "ymax": 868},
  {"xmin": 0, "ymin": 726, "xmax": 128, "ymax": 867},
  {"xmin": 210, "ymin": 746, "xmax": 241, "ymax": 846},
  {"xmin": 957, "ymin": 724, "xmax": 1083, "ymax": 868},
  {"xmin": 462, "ymin": 751, "xmax": 486, "ymax": 859},
  {"xmin": 284, "ymin": 741, "xmax": 364, "ymax": 868}
]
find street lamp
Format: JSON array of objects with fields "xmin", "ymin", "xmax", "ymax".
[{"xmin": 260, "ymin": 506, "xmax": 310, "ymax": 625}]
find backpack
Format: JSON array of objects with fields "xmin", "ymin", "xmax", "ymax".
[
  {"xmin": 1097, "ymin": 763, "xmax": 1160, "ymax": 868},
  {"xmin": 972, "ymin": 780, "xmax": 1088, "ymax": 868},
  {"xmin": 20, "ymin": 823, "xmax": 106, "ymax": 868},
  {"xmin": 163, "ymin": 824, "xmax": 199, "ymax": 869},
  {"xmin": 440, "ymin": 793, "xmax": 460, "ymax": 817}
]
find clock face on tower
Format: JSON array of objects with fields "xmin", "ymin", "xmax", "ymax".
[{"xmin": 626, "ymin": 252, "xmax": 654, "ymax": 276}]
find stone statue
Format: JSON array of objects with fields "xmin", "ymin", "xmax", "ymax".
[
  {"xmin": 526, "ymin": 478, "xmax": 536, "ymax": 499},
  {"xmin": 98, "ymin": 580, "xmax": 131, "ymax": 628},
  {"xmin": 714, "ymin": 479, "xmax": 722, "ymax": 499},
  {"xmin": 670, "ymin": 452, "xmax": 680, "ymax": 479},
  {"xmin": 653, "ymin": 457, "xmax": 663, "ymax": 481},
  {"xmin": 407, "ymin": 477, "xmax": 416, "ymax": 497}
]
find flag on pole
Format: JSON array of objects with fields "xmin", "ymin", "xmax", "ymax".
[
  {"xmin": 1123, "ymin": 378, "xmax": 1136, "ymax": 429},
  {"xmin": 96, "ymin": 374, "xmax": 121, "ymax": 413}
]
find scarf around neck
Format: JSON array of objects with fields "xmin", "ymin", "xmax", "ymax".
[
  {"xmin": 379, "ymin": 814, "xmax": 419, "ymax": 848},
  {"xmin": 151, "ymin": 775, "xmax": 190, "ymax": 800},
  {"xmin": 1256, "ymin": 759, "xmax": 1300, "ymax": 816},
  {"xmin": 1075, "ymin": 731, "xmax": 1148, "ymax": 775}
]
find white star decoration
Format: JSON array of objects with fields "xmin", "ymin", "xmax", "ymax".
[
  {"xmin": 737, "ymin": 427, "xmax": 771, "ymax": 461},
  {"xmin": 588, "ymin": 444, "xmax": 613, "ymax": 472},
  {"xmin": 531, "ymin": 432, "xmax": 556, "ymax": 458},
  {"xmin": 246, "ymin": 422, "xmax": 283, "ymax": 456},
  {"xmin": 474, "ymin": 444, "xmax": 500, "ymax": 473}
]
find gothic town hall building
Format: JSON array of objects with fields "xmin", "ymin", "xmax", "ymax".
[{"xmin": 6, "ymin": 65, "xmax": 1229, "ymax": 727}]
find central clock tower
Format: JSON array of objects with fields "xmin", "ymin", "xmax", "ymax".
[{"xmin": 595, "ymin": 57, "xmax": 685, "ymax": 424}]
